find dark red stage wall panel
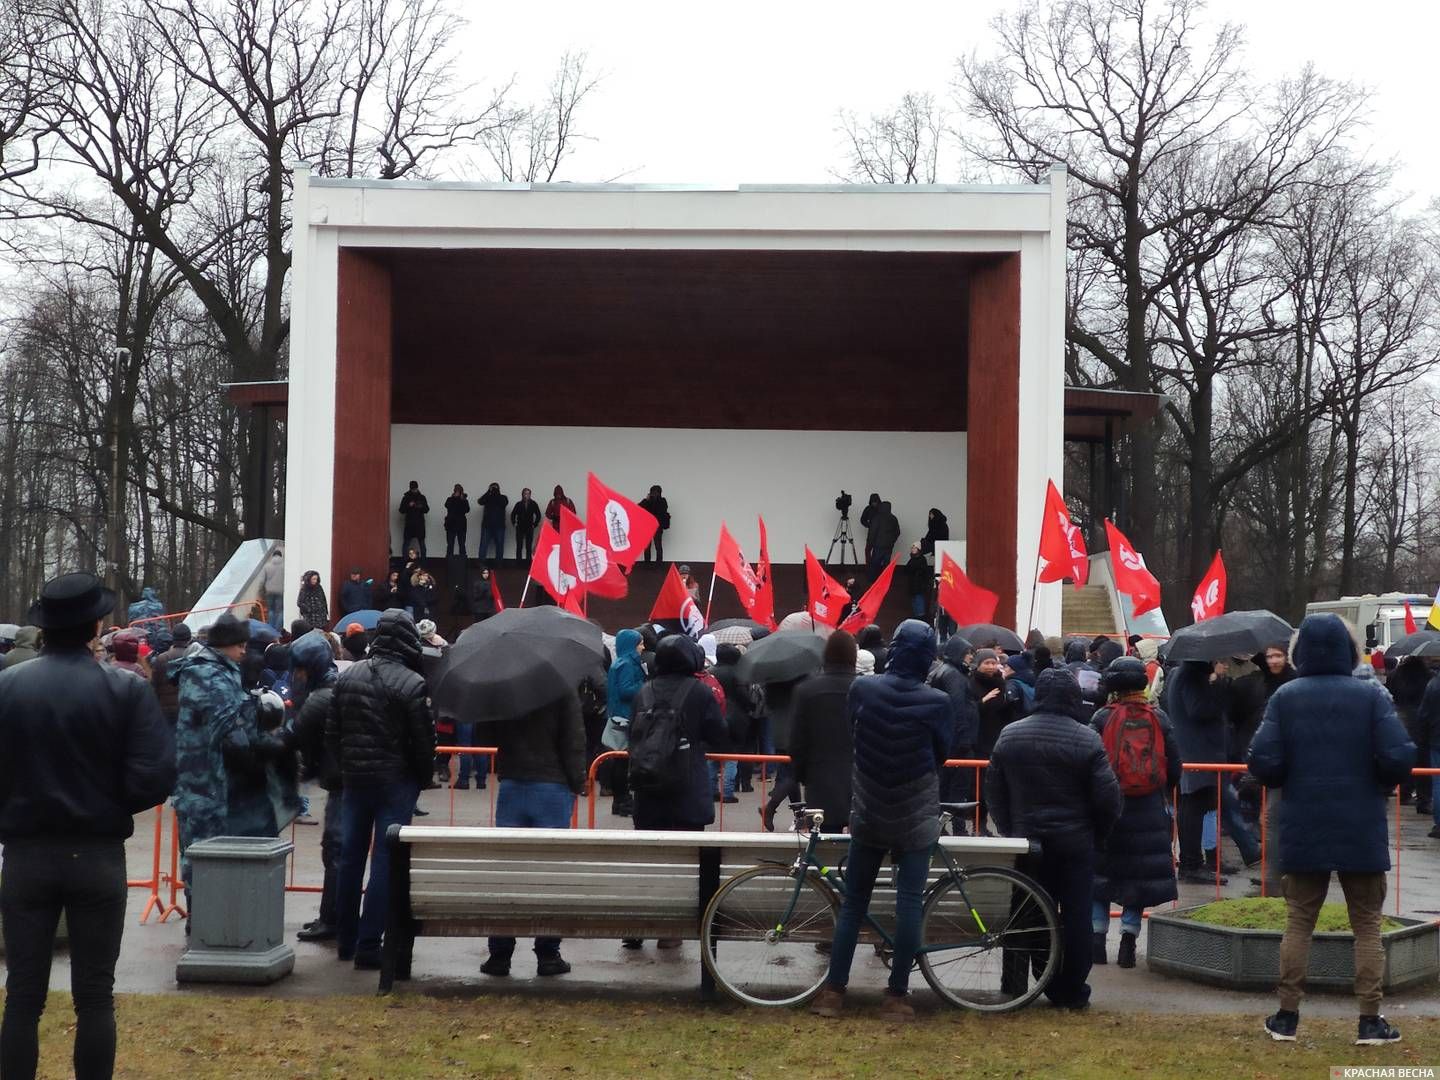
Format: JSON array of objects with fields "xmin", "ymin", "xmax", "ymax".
[
  {"xmin": 333, "ymin": 251, "xmax": 394, "ymax": 617},
  {"xmin": 966, "ymin": 254, "xmax": 1021, "ymax": 628}
]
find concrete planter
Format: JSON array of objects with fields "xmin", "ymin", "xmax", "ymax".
[
  {"xmin": 176, "ymin": 836, "xmax": 295, "ymax": 985},
  {"xmin": 1147, "ymin": 905, "xmax": 1440, "ymax": 993}
]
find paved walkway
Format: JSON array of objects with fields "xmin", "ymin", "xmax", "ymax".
[{"xmin": 7, "ymin": 782, "xmax": 1440, "ymax": 1017}]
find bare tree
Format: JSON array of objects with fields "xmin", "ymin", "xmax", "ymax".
[
  {"xmin": 0, "ymin": 0, "xmax": 54, "ymax": 181},
  {"xmin": 836, "ymin": 92, "xmax": 944, "ymax": 184},
  {"xmin": 481, "ymin": 51, "xmax": 599, "ymax": 183}
]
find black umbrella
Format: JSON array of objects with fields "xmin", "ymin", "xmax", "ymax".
[
  {"xmin": 733, "ymin": 631, "xmax": 826, "ymax": 685},
  {"xmin": 1164, "ymin": 610, "xmax": 1293, "ymax": 664},
  {"xmin": 708, "ymin": 617, "xmax": 766, "ymax": 633},
  {"xmin": 432, "ymin": 606, "xmax": 605, "ymax": 722},
  {"xmin": 1386, "ymin": 629, "xmax": 1440, "ymax": 657},
  {"xmin": 1407, "ymin": 637, "xmax": 1440, "ymax": 659},
  {"xmin": 955, "ymin": 624, "xmax": 1026, "ymax": 652}
]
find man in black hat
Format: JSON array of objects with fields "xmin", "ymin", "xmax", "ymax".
[{"xmin": 0, "ymin": 572, "xmax": 176, "ymax": 1079}]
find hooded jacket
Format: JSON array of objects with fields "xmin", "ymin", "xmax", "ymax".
[
  {"xmin": 847, "ymin": 620, "xmax": 952, "ymax": 851},
  {"xmin": 291, "ymin": 631, "xmax": 342, "ymax": 790},
  {"xmin": 920, "ymin": 508, "xmax": 949, "ymax": 555},
  {"xmin": 710, "ymin": 644, "xmax": 752, "ymax": 752},
  {"xmin": 602, "ymin": 629, "xmax": 646, "ymax": 751},
  {"xmin": 855, "ymin": 625, "xmax": 888, "ymax": 674},
  {"xmin": 986, "ymin": 669, "xmax": 1123, "ymax": 847},
  {"xmin": 0, "ymin": 643, "xmax": 175, "ymax": 842},
  {"xmin": 326, "ymin": 609, "xmax": 434, "ymax": 788},
  {"xmin": 631, "ymin": 636, "xmax": 726, "ymax": 830},
  {"xmin": 790, "ymin": 663, "xmax": 858, "ymax": 829},
  {"xmin": 3, "ymin": 626, "xmax": 40, "ymax": 669},
  {"xmin": 126, "ymin": 586, "xmax": 164, "ymax": 625},
  {"xmin": 926, "ymin": 635, "xmax": 980, "ymax": 754},
  {"xmin": 1165, "ymin": 662, "xmax": 1231, "ymax": 793},
  {"xmin": 1248, "ymin": 614, "xmax": 1415, "ymax": 873}
]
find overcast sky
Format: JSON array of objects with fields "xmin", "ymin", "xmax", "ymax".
[{"xmin": 461, "ymin": 0, "xmax": 1438, "ymax": 207}]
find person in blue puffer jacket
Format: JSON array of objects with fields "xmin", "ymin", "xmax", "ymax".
[
  {"xmin": 811, "ymin": 619, "xmax": 952, "ymax": 1024},
  {"xmin": 601, "ymin": 628, "xmax": 646, "ymax": 818}
]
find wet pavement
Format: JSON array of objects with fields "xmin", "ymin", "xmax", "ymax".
[{"xmin": 7, "ymin": 781, "xmax": 1440, "ymax": 1017}]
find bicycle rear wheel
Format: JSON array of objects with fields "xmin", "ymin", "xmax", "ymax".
[
  {"xmin": 917, "ymin": 865, "xmax": 1060, "ymax": 1012},
  {"xmin": 700, "ymin": 865, "xmax": 839, "ymax": 1007}
]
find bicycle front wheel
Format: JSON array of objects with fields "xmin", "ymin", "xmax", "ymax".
[
  {"xmin": 700, "ymin": 865, "xmax": 839, "ymax": 1007},
  {"xmin": 917, "ymin": 865, "xmax": 1060, "ymax": 1012}
]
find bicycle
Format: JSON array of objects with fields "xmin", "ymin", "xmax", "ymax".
[{"xmin": 699, "ymin": 803, "xmax": 1061, "ymax": 1011}]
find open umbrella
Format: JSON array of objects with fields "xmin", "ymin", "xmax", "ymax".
[
  {"xmin": 1164, "ymin": 610, "xmax": 1293, "ymax": 664},
  {"xmin": 733, "ymin": 631, "xmax": 826, "ymax": 685},
  {"xmin": 955, "ymin": 624, "xmax": 1025, "ymax": 652},
  {"xmin": 1385, "ymin": 629, "xmax": 1440, "ymax": 657},
  {"xmin": 433, "ymin": 606, "xmax": 606, "ymax": 723},
  {"xmin": 711, "ymin": 624, "xmax": 755, "ymax": 647},
  {"xmin": 247, "ymin": 619, "xmax": 281, "ymax": 644},
  {"xmin": 1406, "ymin": 637, "xmax": 1440, "ymax": 659},
  {"xmin": 333, "ymin": 609, "xmax": 383, "ymax": 632},
  {"xmin": 709, "ymin": 617, "xmax": 766, "ymax": 633}
]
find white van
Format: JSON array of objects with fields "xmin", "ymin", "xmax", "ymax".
[{"xmin": 1303, "ymin": 593, "xmax": 1433, "ymax": 651}]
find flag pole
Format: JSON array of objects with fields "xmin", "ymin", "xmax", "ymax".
[
  {"xmin": 704, "ymin": 568, "xmax": 718, "ymax": 625},
  {"xmin": 519, "ymin": 575, "xmax": 531, "ymax": 607},
  {"xmin": 1024, "ymin": 487, "xmax": 1049, "ymax": 636}
]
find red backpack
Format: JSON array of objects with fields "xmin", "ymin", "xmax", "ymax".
[{"xmin": 1100, "ymin": 700, "xmax": 1166, "ymax": 797}]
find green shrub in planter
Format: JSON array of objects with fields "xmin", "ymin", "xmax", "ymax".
[{"xmin": 1184, "ymin": 897, "xmax": 1405, "ymax": 934}]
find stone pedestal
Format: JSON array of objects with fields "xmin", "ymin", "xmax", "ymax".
[{"xmin": 176, "ymin": 836, "xmax": 295, "ymax": 984}]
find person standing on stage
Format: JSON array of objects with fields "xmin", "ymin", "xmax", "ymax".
[
  {"xmin": 477, "ymin": 482, "xmax": 509, "ymax": 563},
  {"xmin": 511, "ymin": 487, "xmax": 542, "ymax": 562},
  {"xmin": 639, "ymin": 485, "xmax": 670, "ymax": 563},
  {"xmin": 398, "ymin": 481, "xmax": 430, "ymax": 559},
  {"xmin": 444, "ymin": 484, "xmax": 471, "ymax": 558}
]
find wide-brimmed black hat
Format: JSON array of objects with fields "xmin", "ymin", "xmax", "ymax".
[
  {"xmin": 207, "ymin": 612, "xmax": 251, "ymax": 647},
  {"xmin": 28, "ymin": 572, "xmax": 116, "ymax": 630}
]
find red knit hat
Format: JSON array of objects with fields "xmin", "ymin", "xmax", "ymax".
[{"xmin": 1371, "ymin": 650, "xmax": 1386, "ymax": 673}]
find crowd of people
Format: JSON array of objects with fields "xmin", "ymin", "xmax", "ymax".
[{"xmin": 0, "ymin": 557, "xmax": 1426, "ymax": 1078}]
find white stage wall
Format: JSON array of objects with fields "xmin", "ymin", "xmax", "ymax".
[{"xmin": 389, "ymin": 424, "xmax": 967, "ymax": 566}]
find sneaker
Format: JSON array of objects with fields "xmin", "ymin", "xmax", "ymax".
[
  {"xmin": 480, "ymin": 955, "xmax": 511, "ymax": 977},
  {"xmin": 810, "ymin": 986, "xmax": 845, "ymax": 1018},
  {"xmin": 722, "ymin": 795, "xmax": 740, "ymax": 804},
  {"xmin": 1179, "ymin": 869, "xmax": 1228, "ymax": 886},
  {"xmin": 1091, "ymin": 931, "xmax": 1107, "ymax": 965},
  {"xmin": 353, "ymin": 950, "xmax": 383, "ymax": 971},
  {"xmin": 1264, "ymin": 1009, "xmax": 1298, "ymax": 1041},
  {"xmin": 880, "ymin": 991, "xmax": 916, "ymax": 1023},
  {"xmin": 1117, "ymin": 932, "xmax": 1137, "ymax": 969},
  {"xmin": 536, "ymin": 955, "xmax": 572, "ymax": 977},
  {"xmin": 1356, "ymin": 1015, "xmax": 1401, "ymax": 1045},
  {"xmin": 412, "ymin": 806, "xmax": 430, "ymax": 817},
  {"xmin": 454, "ymin": 780, "xmax": 470, "ymax": 790}
]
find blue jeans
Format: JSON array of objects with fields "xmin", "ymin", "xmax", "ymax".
[
  {"xmin": 910, "ymin": 594, "xmax": 927, "ymax": 618},
  {"xmin": 1092, "ymin": 899, "xmax": 1141, "ymax": 936},
  {"xmin": 825, "ymin": 842, "xmax": 931, "ymax": 995},
  {"xmin": 1213, "ymin": 783, "xmax": 1261, "ymax": 865},
  {"xmin": 335, "ymin": 780, "xmax": 418, "ymax": 957},
  {"xmin": 479, "ymin": 526, "xmax": 506, "ymax": 563},
  {"xmin": 455, "ymin": 723, "xmax": 490, "ymax": 787},
  {"xmin": 265, "ymin": 593, "xmax": 283, "ymax": 629},
  {"xmin": 488, "ymin": 780, "xmax": 575, "ymax": 961},
  {"xmin": 708, "ymin": 759, "xmax": 737, "ymax": 800}
]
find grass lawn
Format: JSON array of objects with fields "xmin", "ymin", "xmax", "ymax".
[{"xmin": 10, "ymin": 991, "xmax": 1438, "ymax": 1078}]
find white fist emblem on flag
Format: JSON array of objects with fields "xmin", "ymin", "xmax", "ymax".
[
  {"xmin": 569, "ymin": 530, "xmax": 610, "ymax": 583},
  {"xmin": 604, "ymin": 500, "xmax": 631, "ymax": 552}
]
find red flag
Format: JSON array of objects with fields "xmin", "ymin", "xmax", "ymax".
[
  {"xmin": 839, "ymin": 559, "xmax": 897, "ymax": 634},
  {"xmin": 493, "ymin": 571, "xmax": 506, "ymax": 613},
  {"xmin": 1104, "ymin": 519, "xmax": 1161, "ymax": 618},
  {"xmin": 936, "ymin": 552, "xmax": 999, "ymax": 626},
  {"xmin": 714, "ymin": 523, "xmax": 767, "ymax": 621},
  {"xmin": 530, "ymin": 521, "xmax": 584, "ymax": 613},
  {"xmin": 649, "ymin": 565, "xmax": 706, "ymax": 638},
  {"xmin": 560, "ymin": 504, "xmax": 627, "ymax": 599},
  {"xmin": 754, "ymin": 516, "xmax": 777, "ymax": 630},
  {"xmin": 804, "ymin": 546, "xmax": 852, "ymax": 628},
  {"xmin": 1037, "ymin": 480, "xmax": 1089, "ymax": 588},
  {"xmin": 1190, "ymin": 550, "xmax": 1226, "ymax": 623},
  {"xmin": 1405, "ymin": 600, "xmax": 1418, "ymax": 635},
  {"xmin": 585, "ymin": 472, "xmax": 658, "ymax": 570}
]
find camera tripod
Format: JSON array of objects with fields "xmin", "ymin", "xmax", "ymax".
[{"xmin": 826, "ymin": 513, "xmax": 859, "ymax": 566}]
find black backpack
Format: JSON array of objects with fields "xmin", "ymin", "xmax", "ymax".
[{"xmin": 628, "ymin": 681, "xmax": 694, "ymax": 795}]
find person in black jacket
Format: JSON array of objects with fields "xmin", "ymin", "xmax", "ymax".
[
  {"xmin": 0, "ymin": 573, "xmax": 176, "ymax": 1080},
  {"xmin": 927, "ymin": 634, "xmax": 980, "ymax": 832},
  {"xmin": 987, "ymin": 668, "xmax": 1123, "ymax": 1010},
  {"xmin": 398, "ymin": 481, "xmax": 429, "ymax": 558},
  {"xmin": 904, "ymin": 543, "xmax": 931, "ymax": 620},
  {"xmin": 639, "ymin": 485, "xmax": 670, "ymax": 562},
  {"xmin": 709, "ymin": 643, "xmax": 752, "ymax": 804},
  {"xmin": 511, "ymin": 488, "xmax": 542, "ymax": 562},
  {"xmin": 868, "ymin": 501, "xmax": 901, "ymax": 580},
  {"xmin": 443, "ymin": 484, "xmax": 470, "ymax": 558},
  {"xmin": 477, "ymin": 482, "xmax": 509, "ymax": 563},
  {"xmin": 289, "ymin": 631, "xmax": 343, "ymax": 943},
  {"xmin": 326, "ymin": 609, "xmax": 434, "ymax": 970},
  {"xmin": 339, "ymin": 569, "xmax": 371, "ymax": 617},
  {"xmin": 478, "ymin": 683, "xmax": 588, "ymax": 977},
  {"xmin": 630, "ymin": 637, "xmax": 726, "ymax": 832},
  {"xmin": 789, "ymin": 631, "xmax": 859, "ymax": 829},
  {"xmin": 1090, "ymin": 657, "xmax": 1182, "ymax": 969},
  {"xmin": 470, "ymin": 566, "xmax": 498, "ymax": 623},
  {"xmin": 920, "ymin": 507, "xmax": 949, "ymax": 555},
  {"xmin": 860, "ymin": 492, "xmax": 882, "ymax": 566}
]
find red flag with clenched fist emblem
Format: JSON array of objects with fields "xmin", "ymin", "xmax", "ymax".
[
  {"xmin": 1190, "ymin": 550, "xmax": 1226, "ymax": 623},
  {"xmin": 1105, "ymin": 519, "xmax": 1162, "ymax": 618},
  {"xmin": 1037, "ymin": 480, "xmax": 1090, "ymax": 587},
  {"xmin": 585, "ymin": 472, "xmax": 658, "ymax": 571}
]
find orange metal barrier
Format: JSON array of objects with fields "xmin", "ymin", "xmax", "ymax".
[
  {"xmin": 583, "ymin": 751, "xmax": 792, "ymax": 829},
  {"xmin": 124, "ymin": 807, "xmax": 165, "ymax": 924},
  {"xmin": 128, "ymin": 599, "xmax": 267, "ymax": 635}
]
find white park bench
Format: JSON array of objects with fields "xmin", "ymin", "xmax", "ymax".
[{"xmin": 379, "ymin": 824, "xmax": 1036, "ymax": 996}]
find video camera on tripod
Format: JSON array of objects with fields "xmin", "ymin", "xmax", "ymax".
[
  {"xmin": 834, "ymin": 490, "xmax": 852, "ymax": 520},
  {"xmin": 827, "ymin": 491, "xmax": 857, "ymax": 565}
]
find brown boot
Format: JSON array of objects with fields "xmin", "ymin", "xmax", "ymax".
[
  {"xmin": 880, "ymin": 991, "xmax": 915, "ymax": 1023},
  {"xmin": 810, "ymin": 986, "xmax": 845, "ymax": 1018}
]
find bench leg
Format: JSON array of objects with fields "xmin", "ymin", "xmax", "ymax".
[{"xmin": 698, "ymin": 847, "xmax": 720, "ymax": 1001}]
